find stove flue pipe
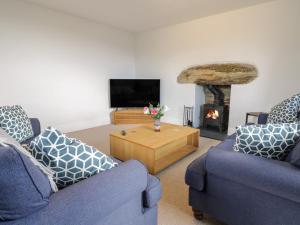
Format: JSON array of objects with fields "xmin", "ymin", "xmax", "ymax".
[{"xmin": 206, "ymin": 85, "xmax": 225, "ymax": 106}]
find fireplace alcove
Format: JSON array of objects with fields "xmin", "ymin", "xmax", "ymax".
[
  {"xmin": 201, "ymin": 85, "xmax": 230, "ymax": 140},
  {"xmin": 177, "ymin": 63, "xmax": 258, "ymax": 140}
]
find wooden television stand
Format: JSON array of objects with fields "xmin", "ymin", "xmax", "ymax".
[{"xmin": 112, "ymin": 108, "xmax": 153, "ymax": 125}]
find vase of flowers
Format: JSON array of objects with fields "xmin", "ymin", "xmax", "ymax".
[
  {"xmin": 153, "ymin": 119, "xmax": 161, "ymax": 132},
  {"xmin": 144, "ymin": 104, "xmax": 169, "ymax": 132}
]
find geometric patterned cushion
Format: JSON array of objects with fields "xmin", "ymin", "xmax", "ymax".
[
  {"xmin": 234, "ymin": 123, "xmax": 300, "ymax": 161},
  {"xmin": 267, "ymin": 93, "xmax": 300, "ymax": 124},
  {"xmin": 27, "ymin": 127, "xmax": 117, "ymax": 188},
  {"xmin": 0, "ymin": 105, "xmax": 34, "ymax": 143}
]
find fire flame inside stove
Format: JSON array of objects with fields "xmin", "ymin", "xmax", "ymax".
[{"xmin": 206, "ymin": 109, "xmax": 219, "ymax": 120}]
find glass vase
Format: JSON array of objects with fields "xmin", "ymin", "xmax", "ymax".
[{"xmin": 154, "ymin": 119, "xmax": 161, "ymax": 132}]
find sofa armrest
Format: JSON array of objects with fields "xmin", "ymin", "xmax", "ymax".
[
  {"xmin": 206, "ymin": 148, "xmax": 300, "ymax": 203},
  {"xmin": 30, "ymin": 118, "xmax": 41, "ymax": 137},
  {"xmin": 53, "ymin": 159, "xmax": 148, "ymax": 216},
  {"xmin": 143, "ymin": 175, "xmax": 161, "ymax": 208},
  {"xmin": 8, "ymin": 160, "xmax": 149, "ymax": 225},
  {"xmin": 185, "ymin": 153, "xmax": 207, "ymax": 191}
]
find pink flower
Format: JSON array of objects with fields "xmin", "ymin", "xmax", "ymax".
[
  {"xmin": 144, "ymin": 107, "xmax": 149, "ymax": 114},
  {"xmin": 151, "ymin": 109, "xmax": 158, "ymax": 115}
]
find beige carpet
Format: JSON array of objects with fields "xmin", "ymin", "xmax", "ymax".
[{"xmin": 68, "ymin": 124, "xmax": 225, "ymax": 225}]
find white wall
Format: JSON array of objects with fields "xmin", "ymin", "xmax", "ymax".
[
  {"xmin": 0, "ymin": 0, "xmax": 135, "ymax": 132},
  {"xmin": 135, "ymin": 0, "xmax": 300, "ymax": 133},
  {"xmin": 1, "ymin": 0, "xmax": 299, "ymax": 133}
]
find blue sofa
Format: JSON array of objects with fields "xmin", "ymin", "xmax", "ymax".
[
  {"xmin": 2, "ymin": 119, "xmax": 161, "ymax": 225},
  {"xmin": 185, "ymin": 114, "xmax": 300, "ymax": 225}
]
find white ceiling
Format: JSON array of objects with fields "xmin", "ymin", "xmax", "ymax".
[{"xmin": 22, "ymin": 0, "xmax": 273, "ymax": 32}]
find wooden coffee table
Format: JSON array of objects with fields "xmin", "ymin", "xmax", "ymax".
[{"xmin": 110, "ymin": 123, "xmax": 200, "ymax": 174}]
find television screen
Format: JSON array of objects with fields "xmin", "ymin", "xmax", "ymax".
[{"xmin": 110, "ymin": 79, "xmax": 160, "ymax": 108}]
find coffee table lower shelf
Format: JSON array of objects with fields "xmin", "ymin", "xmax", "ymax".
[{"xmin": 154, "ymin": 145, "xmax": 197, "ymax": 174}]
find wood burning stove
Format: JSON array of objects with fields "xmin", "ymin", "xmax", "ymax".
[
  {"xmin": 203, "ymin": 104, "xmax": 229, "ymax": 132},
  {"xmin": 202, "ymin": 85, "xmax": 229, "ymax": 132}
]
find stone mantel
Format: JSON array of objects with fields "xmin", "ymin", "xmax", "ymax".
[{"xmin": 177, "ymin": 63, "xmax": 258, "ymax": 85}]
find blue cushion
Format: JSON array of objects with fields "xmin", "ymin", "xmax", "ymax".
[
  {"xmin": 27, "ymin": 127, "xmax": 117, "ymax": 188},
  {"xmin": 234, "ymin": 123, "xmax": 300, "ymax": 160},
  {"xmin": 0, "ymin": 144, "xmax": 51, "ymax": 221}
]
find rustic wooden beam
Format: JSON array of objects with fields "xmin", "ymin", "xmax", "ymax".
[{"xmin": 177, "ymin": 63, "xmax": 258, "ymax": 85}]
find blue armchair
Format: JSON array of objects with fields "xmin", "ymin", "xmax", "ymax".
[
  {"xmin": 3, "ymin": 119, "xmax": 161, "ymax": 225},
  {"xmin": 185, "ymin": 113, "xmax": 300, "ymax": 225}
]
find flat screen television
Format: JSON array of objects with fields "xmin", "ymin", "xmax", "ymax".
[{"xmin": 110, "ymin": 79, "xmax": 160, "ymax": 108}]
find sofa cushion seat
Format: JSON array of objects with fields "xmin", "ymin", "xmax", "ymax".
[{"xmin": 206, "ymin": 148, "xmax": 300, "ymax": 204}]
